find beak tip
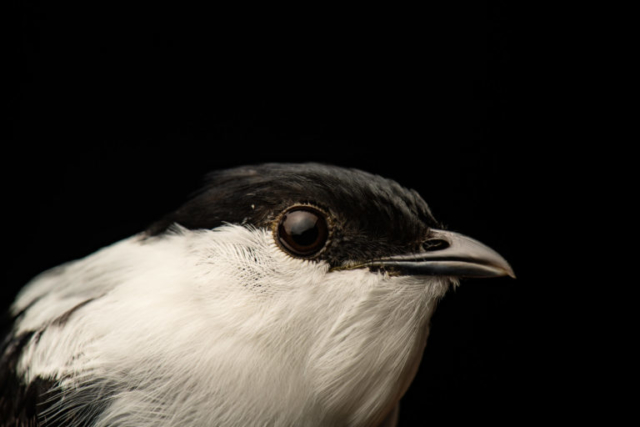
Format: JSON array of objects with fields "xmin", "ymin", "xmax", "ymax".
[
  {"xmin": 501, "ymin": 260, "xmax": 516, "ymax": 279},
  {"xmin": 494, "ymin": 260, "xmax": 516, "ymax": 279},
  {"xmin": 492, "ymin": 262, "xmax": 515, "ymax": 279}
]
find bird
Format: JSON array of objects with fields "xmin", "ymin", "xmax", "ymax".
[{"xmin": 0, "ymin": 163, "xmax": 514, "ymax": 427}]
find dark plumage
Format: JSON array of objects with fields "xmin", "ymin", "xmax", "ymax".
[{"xmin": 148, "ymin": 163, "xmax": 441, "ymax": 267}]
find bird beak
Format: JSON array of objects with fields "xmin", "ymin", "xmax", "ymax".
[{"xmin": 365, "ymin": 229, "xmax": 515, "ymax": 279}]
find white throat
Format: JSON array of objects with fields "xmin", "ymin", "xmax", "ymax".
[{"xmin": 13, "ymin": 224, "xmax": 453, "ymax": 426}]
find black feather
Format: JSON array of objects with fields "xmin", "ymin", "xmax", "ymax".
[
  {"xmin": 147, "ymin": 163, "xmax": 441, "ymax": 267},
  {"xmin": 0, "ymin": 331, "xmax": 60, "ymax": 427},
  {"xmin": 1, "ymin": 298, "xmax": 105, "ymax": 426}
]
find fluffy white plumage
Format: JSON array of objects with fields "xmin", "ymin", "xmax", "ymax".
[{"xmin": 11, "ymin": 224, "xmax": 454, "ymax": 426}]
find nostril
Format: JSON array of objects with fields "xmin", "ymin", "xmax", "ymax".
[{"xmin": 421, "ymin": 239, "xmax": 450, "ymax": 252}]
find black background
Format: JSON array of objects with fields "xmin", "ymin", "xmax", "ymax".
[{"xmin": 6, "ymin": 1, "xmax": 543, "ymax": 425}]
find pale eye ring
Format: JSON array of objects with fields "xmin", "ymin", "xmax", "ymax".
[{"xmin": 276, "ymin": 206, "xmax": 329, "ymax": 257}]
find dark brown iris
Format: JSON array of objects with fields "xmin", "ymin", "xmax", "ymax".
[{"xmin": 277, "ymin": 207, "xmax": 329, "ymax": 257}]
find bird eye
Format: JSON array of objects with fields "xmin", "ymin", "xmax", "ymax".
[{"xmin": 276, "ymin": 206, "xmax": 329, "ymax": 257}]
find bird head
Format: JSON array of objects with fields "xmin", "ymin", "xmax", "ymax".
[
  {"xmin": 148, "ymin": 163, "xmax": 513, "ymax": 279},
  {"xmin": 140, "ymin": 162, "xmax": 514, "ymax": 425}
]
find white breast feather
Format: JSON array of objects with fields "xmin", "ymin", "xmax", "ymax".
[{"xmin": 12, "ymin": 224, "xmax": 454, "ymax": 427}]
